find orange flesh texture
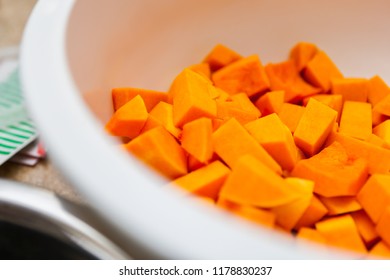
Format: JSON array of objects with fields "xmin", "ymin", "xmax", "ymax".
[
  {"xmin": 254, "ymin": 90, "xmax": 285, "ymax": 116},
  {"xmin": 219, "ymin": 154, "xmax": 301, "ymax": 208},
  {"xmin": 172, "ymin": 160, "xmax": 230, "ymax": 200},
  {"xmin": 315, "ymin": 215, "xmax": 367, "ymax": 254},
  {"xmin": 112, "ymin": 87, "xmax": 167, "ymax": 112},
  {"xmin": 294, "ymin": 98, "xmax": 337, "ymax": 156},
  {"xmin": 212, "ymin": 55, "xmax": 270, "ymax": 97},
  {"xmin": 181, "ymin": 117, "xmax": 213, "ymax": 163},
  {"xmin": 303, "ymin": 50, "xmax": 343, "ymax": 92},
  {"xmin": 124, "ymin": 126, "xmax": 187, "ymax": 179},
  {"xmin": 331, "ymin": 78, "xmax": 370, "ymax": 103},
  {"xmin": 170, "ymin": 69, "xmax": 217, "ymax": 127},
  {"xmin": 277, "ymin": 103, "xmax": 306, "ymax": 133},
  {"xmin": 265, "ymin": 60, "xmax": 321, "ymax": 102},
  {"xmin": 203, "ymin": 44, "xmax": 242, "ymax": 72},
  {"xmin": 339, "ymin": 101, "xmax": 372, "ymax": 141},
  {"xmin": 105, "ymin": 95, "xmax": 148, "ymax": 139},
  {"xmin": 289, "ymin": 42, "xmax": 319, "ymax": 72},
  {"xmin": 212, "ymin": 118, "xmax": 282, "ymax": 174},
  {"xmin": 291, "ymin": 142, "xmax": 369, "ymax": 197},
  {"xmin": 245, "ymin": 113, "xmax": 298, "ymax": 171}
]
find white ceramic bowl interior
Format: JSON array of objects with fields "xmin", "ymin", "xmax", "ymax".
[{"xmin": 21, "ymin": 0, "xmax": 390, "ymax": 258}]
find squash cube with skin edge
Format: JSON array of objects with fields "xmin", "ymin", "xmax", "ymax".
[{"xmin": 212, "ymin": 55, "xmax": 270, "ymax": 97}]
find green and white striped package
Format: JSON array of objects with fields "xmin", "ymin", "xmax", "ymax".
[{"xmin": 0, "ymin": 70, "xmax": 38, "ymax": 165}]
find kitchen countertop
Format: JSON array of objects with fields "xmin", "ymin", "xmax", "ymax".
[{"xmin": 0, "ymin": 0, "xmax": 82, "ymax": 203}]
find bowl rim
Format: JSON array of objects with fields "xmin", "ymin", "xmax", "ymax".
[{"xmin": 20, "ymin": 0, "xmax": 341, "ymax": 259}]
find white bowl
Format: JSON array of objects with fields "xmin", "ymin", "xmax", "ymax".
[{"xmin": 21, "ymin": 0, "xmax": 390, "ymax": 259}]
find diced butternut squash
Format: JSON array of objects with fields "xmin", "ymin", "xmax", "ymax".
[
  {"xmin": 187, "ymin": 154, "xmax": 206, "ymax": 172},
  {"xmin": 319, "ymin": 196, "xmax": 362, "ymax": 216},
  {"xmin": 303, "ymin": 50, "xmax": 343, "ymax": 92},
  {"xmin": 295, "ymin": 195, "xmax": 328, "ymax": 229},
  {"xmin": 326, "ymin": 131, "xmax": 390, "ymax": 174},
  {"xmin": 233, "ymin": 206, "xmax": 276, "ymax": 228},
  {"xmin": 124, "ymin": 126, "xmax": 187, "ymax": 179},
  {"xmin": 219, "ymin": 154, "xmax": 300, "ymax": 208},
  {"xmin": 373, "ymin": 95, "xmax": 390, "ymax": 117},
  {"xmin": 106, "ymin": 42, "xmax": 390, "ymax": 257},
  {"xmin": 212, "ymin": 118, "xmax": 281, "ymax": 173},
  {"xmin": 189, "ymin": 63, "xmax": 211, "ymax": 79},
  {"xmin": 141, "ymin": 101, "xmax": 181, "ymax": 139},
  {"xmin": 212, "ymin": 55, "xmax": 270, "ymax": 97},
  {"xmin": 172, "ymin": 161, "xmax": 230, "ymax": 200},
  {"xmin": 339, "ymin": 101, "xmax": 372, "ymax": 140},
  {"xmin": 368, "ymin": 75, "xmax": 390, "ymax": 106},
  {"xmin": 366, "ymin": 133, "xmax": 390, "ymax": 149},
  {"xmin": 351, "ymin": 210, "xmax": 379, "ymax": 245},
  {"xmin": 170, "ymin": 69, "xmax": 217, "ymax": 127},
  {"xmin": 372, "ymin": 110, "xmax": 388, "ymax": 126},
  {"xmin": 181, "ymin": 117, "xmax": 213, "ymax": 164},
  {"xmin": 289, "ymin": 42, "xmax": 319, "ymax": 72},
  {"xmin": 265, "ymin": 60, "xmax": 321, "ymax": 102},
  {"xmin": 106, "ymin": 95, "xmax": 148, "ymax": 139},
  {"xmin": 277, "ymin": 103, "xmax": 306, "ymax": 133},
  {"xmin": 254, "ymin": 90, "xmax": 285, "ymax": 116},
  {"xmin": 331, "ymin": 78, "xmax": 369, "ymax": 103},
  {"xmin": 230, "ymin": 93, "xmax": 261, "ymax": 117},
  {"xmin": 112, "ymin": 87, "xmax": 167, "ymax": 112},
  {"xmin": 357, "ymin": 174, "xmax": 390, "ymax": 223},
  {"xmin": 294, "ymin": 98, "xmax": 337, "ymax": 156},
  {"xmin": 373, "ymin": 120, "xmax": 390, "ymax": 144},
  {"xmin": 216, "ymin": 100, "xmax": 259, "ymax": 125},
  {"xmin": 369, "ymin": 241, "xmax": 390, "ymax": 259},
  {"xmin": 297, "ymin": 227, "xmax": 327, "ymax": 245},
  {"xmin": 272, "ymin": 178, "xmax": 313, "ymax": 231},
  {"xmin": 302, "ymin": 94, "xmax": 343, "ymax": 122},
  {"xmin": 315, "ymin": 215, "xmax": 367, "ymax": 254},
  {"xmin": 203, "ymin": 44, "xmax": 242, "ymax": 72},
  {"xmin": 291, "ymin": 142, "xmax": 369, "ymax": 197},
  {"xmin": 245, "ymin": 114, "xmax": 298, "ymax": 171},
  {"xmin": 375, "ymin": 206, "xmax": 390, "ymax": 246}
]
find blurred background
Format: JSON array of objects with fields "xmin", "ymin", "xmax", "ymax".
[
  {"xmin": 0, "ymin": 0, "xmax": 81, "ymax": 202},
  {"xmin": 0, "ymin": 0, "xmax": 36, "ymax": 48}
]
